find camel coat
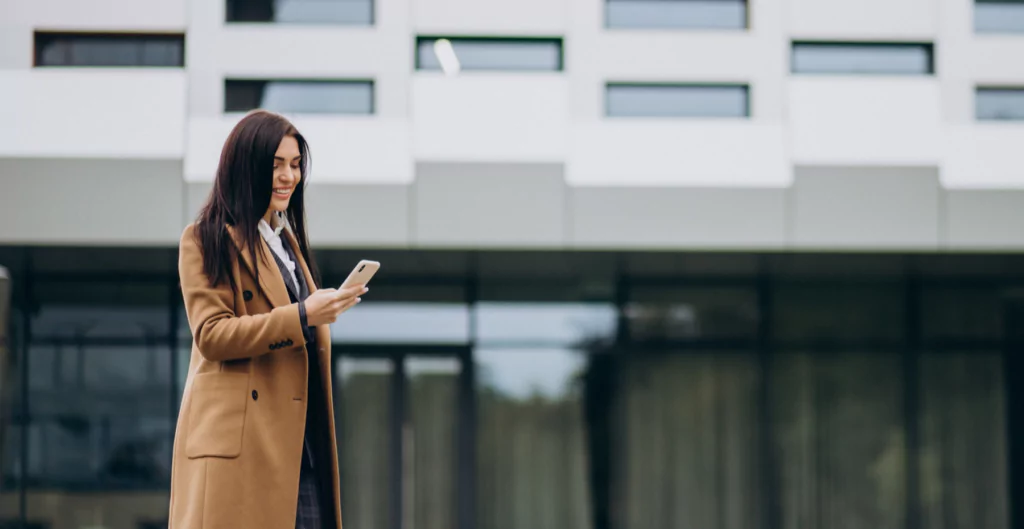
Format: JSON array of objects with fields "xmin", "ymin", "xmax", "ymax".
[{"xmin": 170, "ymin": 223, "xmax": 342, "ymax": 529}]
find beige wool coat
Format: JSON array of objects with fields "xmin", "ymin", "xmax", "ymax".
[{"xmin": 169, "ymin": 223, "xmax": 342, "ymax": 529}]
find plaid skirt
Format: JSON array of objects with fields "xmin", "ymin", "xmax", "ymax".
[{"xmin": 296, "ymin": 464, "xmax": 322, "ymax": 529}]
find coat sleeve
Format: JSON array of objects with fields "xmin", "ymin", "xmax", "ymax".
[{"xmin": 179, "ymin": 224, "xmax": 307, "ymax": 362}]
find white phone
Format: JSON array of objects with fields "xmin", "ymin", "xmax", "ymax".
[{"xmin": 340, "ymin": 260, "xmax": 380, "ymax": 290}]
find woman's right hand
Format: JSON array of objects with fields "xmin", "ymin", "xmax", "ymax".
[{"xmin": 305, "ymin": 285, "xmax": 367, "ymax": 326}]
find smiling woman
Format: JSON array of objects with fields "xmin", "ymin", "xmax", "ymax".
[{"xmin": 172, "ymin": 110, "xmax": 368, "ymax": 529}]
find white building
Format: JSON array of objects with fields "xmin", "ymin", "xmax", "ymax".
[{"xmin": 1, "ymin": 1, "xmax": 1023, "ymax": 528}]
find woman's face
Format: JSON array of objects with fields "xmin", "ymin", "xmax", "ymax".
[{"xmin": 268, "ymin": 135, "xmax": 301, "ymax": 216}]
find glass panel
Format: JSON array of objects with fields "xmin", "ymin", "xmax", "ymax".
[
  {"xmin": 613, "ymin": 353, "xmax": 761, "ymax": 529},
  {"xmin": 975, "ymin": 1, "xmax": 1024, "ymax": 33},
  {"xmin": 606, "ymin": 0, "xmax": 748, "ymax": 29},
  {"xmin": 227, "ymin": 0, "xmax": 374, "ymax": 25},
  {"xmin": 337, "ymin": 357, "xmax": 393, "ymax": 529},
  {"xmin": 225, "ymin": 80, "xmax": 374, "ymax": 114},
  {"xmin": 773, "ymin": 282, "xmax": 905, "ymax": 344},
  {"xmin": 976, "ymin": 88, "xmax": 1024, "ymax": 121},
  {"xmin": 331, "ymin": 302, "xmax": 470, "ymax": 344},
  {"xmin": 25, "ymin": 491, "xmax": 169, "ymax": 529},
  {"xmin": 31, "ymin": 281, "xmax": 170, "ymax": 340},
  {"xmin": 791, "ymin": 43, "xmax": 933, "ymax": 75},
  {"xmin": 35, "ymin": 33, "xmax": 185, "ymax": 67},
  {"xmin": 607, "ymin": 84, "xmax": 749, "ymax": 118},
  {"xmin": 476, "ymin": 348, "xmax": 590, "ymax": 529},
  {"xmin": 919, "ymin": 352, "xmax": 1008, "ymax": 528},
  {"xmin": 627, "ymin": 286, "xmax": 758, "ymax": 341},
  {"xmin": 406, "ymin": 357, "xmax": 459, "ymax": 529},
  {"xmin": 921, "ymin": 286, "xmax": 1003, "ymax": 342},
  {"xmin": 475, "ymin": 302, "xmax": 617, "ymax": 347},
  {"xmin": 25, "ymin": 344, "xmax": 173, "ymax": 486},
  {"xmin": 773, "ymin": 352, "xmax": 905, "ymax": 529},
  {"xmin": 417, "ymin": 38, "xmax": 563, "ymax": 72}
]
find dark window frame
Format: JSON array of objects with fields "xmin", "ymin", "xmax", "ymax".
[
  {"xmin": 223, "ymin": 78, "xmax": 376, "ymax": 114},
  {"xmin": 604, "ymin": 82, "xmax": 752, "ymax": 118},
  {"xmin": 603, "ymin": 0, "xmax": 750, "ymax": 30},
  {"xmin": 33, "ymin": 31, "xmax": 186, "ymax": 68},
  {"xmin": 790, "ymin": 40, "xmax": 936, "ymax": 76},
  {"xmin": 414, "ymin": 36, "xmax": 565, "ymax": 72},
  {"xmin": 976, "ymin": 85, "xmax": 1024, "ymax": 121},
  {"xmin": 225, "ymin": 0, "xmax": 376, "ymax": 26}
]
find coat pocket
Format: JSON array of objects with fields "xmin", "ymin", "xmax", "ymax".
[{"xmin": 186, "ymin": 372, "xmax": 250, "ymax": 459}]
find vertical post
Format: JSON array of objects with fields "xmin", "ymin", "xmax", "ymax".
[
  {"xmin": 757, "ymin": 263, "xmax": 780, "ymax": 529},
  {"xmin": 19, "ymin": 252, "xmax": 33, "ymax": 526},
  {"xmin": 904, "ymin": 272, "xmax": 921, "ymax": 529},
  {"xmin": 457, "ymin": 346, "xmax": 476, "ymax": 529},
  {"xmin": 1003, "ymin": 294, "xmax": 1024, "ymax": 529},
  {"xmin": 392, "ymin": 353, "xmax": 406, "ymax": 529},
  {"xmin": 458, "ymin": 262, "xmax": 478, "ymax": 529}
]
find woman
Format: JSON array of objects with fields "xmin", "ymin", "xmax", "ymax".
[{"xmin": 171, "ymin": 110, "xmax": 363, "ymax": 529}]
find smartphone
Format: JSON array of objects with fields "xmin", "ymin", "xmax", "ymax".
[{"xmin": 340, "ymin": 260, "xmax": 380, "ymax": 290}]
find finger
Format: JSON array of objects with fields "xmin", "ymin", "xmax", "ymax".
[
  {"xmin": 338, "ymin": 284, "xmax": 367, "ymax": 299},
  {"xmin": 337, "ymin": 297, "xmax": 361, "ymax": 314}
]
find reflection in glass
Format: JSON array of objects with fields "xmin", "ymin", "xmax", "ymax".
[
  {"xmin": 417, "ymin": 38, "xmax": 563, "ymax": 72},
  {"xmin": 773, "ymin": 352, "xmax": 905, "ymax": 529},
  {"xmin": 407, "ymin": 357, "xmax": 460, "ymax": 529},
  {"xmin": 35, "ymin": 33, "xmax": 184, "ymax": 68},
  {"xmin": 331, "ymin": 303, "xmax": 470, "ymax": 344},
  {"xmin": 25, "ymin": 344, "xmax": 173, "ymax": 487},
  {"xmin": 613, "ymin": 353, "xmax": 761, "ymax": 529},
  {"xmin": 975, "ymin": 1, "xmax": 1024, "ymax": 33},
  {"xmin": 627, "ymin": 286, "xmax": 758, "ymax": 340},
  {"xmin": 476, "ymin": 348, "xmax": 590, "ymax": 529},
  {"xmin": 919, "ymin": 352, "xmax": 1008, "ymax": 528},
  {"xmin": 606, "ymin": 0, "xmax": 748, "ymax": 29},
  {"xmin": 224, "ymin": 80, "xmax": 374, "ymax": 115},
  {"xmin": 475, "ymin": 303, "xmax": 617, "ymax": 347},
  {"xmin": 337, "ymin": 357, "xmax": 393, "ymax": 529},
  {"xmin": 607, "ymin": 84, "xmax": 749, "ymax": 118},
  {"xmin": 226, "ymin": 0, "xmax": 373, "ymax": 25},
  {"xmin": 976, "ymin": 88, "xmax": 1024, "ymax": 121},
  {"xmin": 791, "ymin": 42, "xmax": 933, "ymax": 75}
]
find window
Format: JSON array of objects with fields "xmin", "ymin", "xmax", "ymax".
[
  {"xmin": 976, "ymin": 87, "xmax": 1024, "ymax": 121},
  {"xmin": 416, "ymin": 37, "xmax": 563, "ymax": 72},
  {"xmin": 791, "ymin": 42, "xmax": 934, "ymax": 75},
  {"xmin": 975, "ymin": 0, "xmax": 1024, "ymax": 33},
  {"xmin": 226, "ymin": 0, "xmax": 373, "ymax": 25},
  {"xmin": 34, "ymin": 32, "xmax": 184, "ymax": 67},
  {"xmin": 224, "ymin": 79, "xmax": 374, "ymax": 114},
  {"xmin": 606, "ymin": 83, "xmax": 750, "ymax": 117},
  {"xmin": 605, "ymin": 0, "xmax": 748, "ymax": 29}
]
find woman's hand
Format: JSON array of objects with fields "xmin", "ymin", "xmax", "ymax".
[{"xmin": 305, "ymin": 285, "xmax": 367, "ymax": 326}]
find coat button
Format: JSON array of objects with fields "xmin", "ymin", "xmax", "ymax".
[
  {"xmin": 252, "ymin": 390, "xmax": 258, "ymax": 401},
  {"xmin": 243, "ymin": 290, "xmax": 253, "ymax": 301}
]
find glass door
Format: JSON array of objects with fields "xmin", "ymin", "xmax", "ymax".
[{"xmin": 334, "ymin": 347, "xmax": 469, "ymax": 529}]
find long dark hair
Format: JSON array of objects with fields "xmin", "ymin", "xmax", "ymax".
[{"xmin": 193, "ymin": 110, "xmax": 319, "ymax": 292}]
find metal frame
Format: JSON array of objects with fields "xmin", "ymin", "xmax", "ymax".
[{"xmin": 1, "ymin": 245, "xmax": 1021, "ymax": 529}]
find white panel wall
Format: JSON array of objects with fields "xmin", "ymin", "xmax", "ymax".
[
  {"xmin": 567, "ymin": 123, "xmax": 789, "ymax": 186},
  {"xmin": 0, "ymin": 0, "xmax": 186, "ymax": 30},
  {"xmin": 185, "ymin": 0, "xmax": 412, "ymax": 118},
  {"xmin": 943, "ymin": 126, "xmax": 1024, "ymax": 188},
  {"xmin": 0, "ymin": 70, "xmax": 186, "ymax": 159},
  {"xmin": 412, "ymin": 75, "xmax": 568, "ymax": 162},
  {"xmin": 414, "ymin": 0, "xmax": 567, "ymax": 34},
  {"xmin": 787, "ymin": 0, "xmax": 937, "ymax": 39},
  {"xmin": 789, "ymin": 78, "xmax": 942, "ymax": 165},
  {"xmin": 186, "ymin": 116, "xmax": 412, "ymax": 183}
]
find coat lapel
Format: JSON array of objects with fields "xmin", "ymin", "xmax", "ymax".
[
  {"xmin": 226, "ymin": 224, "xmax": 291, "ymax": 309},
  {"xmin": 283, "ymin": 229, "xmax": 333, "ymax": 358}
]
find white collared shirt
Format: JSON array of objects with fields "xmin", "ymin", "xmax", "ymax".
[{"xmin": 258, "ymin": 215, "xmax": 300, "ymax": 291}]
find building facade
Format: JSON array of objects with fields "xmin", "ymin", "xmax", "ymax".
[{"xmin": 2, "ymin": 0, "xmax": 1024, "ymax": 528}]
